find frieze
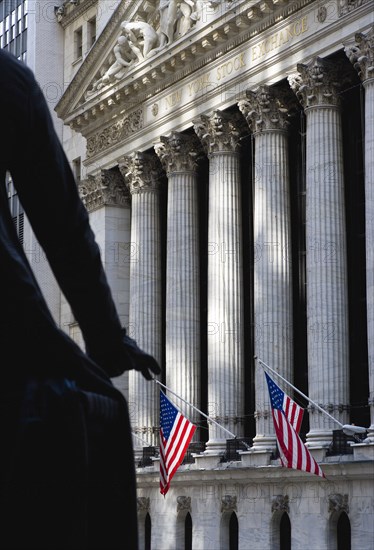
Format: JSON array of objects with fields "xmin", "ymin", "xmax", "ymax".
[
  {"xmin": 86, "ymin": 109, "xmax": 143, "ymax": 158},
  {"xmin": 57, "ymin": 0, "xmax": 317, "ymax": 126},
  {"xmin": 338, "ymin": 0, "xmax": 371, "ymax": 17}
]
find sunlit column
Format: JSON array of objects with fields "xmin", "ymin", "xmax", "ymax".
[
  {"xmin": 239, "ymin": 85, "xmax": 293, "ymax": 450},
  {"xmin": 154, "ymin": 132, "xmax": 203, "ymax": 431},
  {"xmin": 289, "ymin": 57, "xmax": 350, "ymax": 447},
  {"xmin": 119, "ymin": 152, "xmax": 163, "ymax": 449},
  {"xmin": 194, "ymin": 110, "xmax": 245, "ymax": 453},
  {"xmin": 345, "ymin": 27, "xmax": 374, "ymax": 441}
]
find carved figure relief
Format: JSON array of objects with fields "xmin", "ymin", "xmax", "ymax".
[{"xmin": 85, "ymin": 0, "xmax": 208, "ymax": 98}]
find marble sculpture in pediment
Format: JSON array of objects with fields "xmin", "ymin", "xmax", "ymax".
[{"xmin": 86, "ymin": 0, "xmax": 213, "ymax": 98}]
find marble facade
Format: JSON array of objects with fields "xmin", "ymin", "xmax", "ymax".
[{"xmin": 54, "ymin": 0, "xmax": 374, "ymax": 547}]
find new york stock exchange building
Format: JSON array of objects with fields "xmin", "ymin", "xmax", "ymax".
[{"xmin": 54, "ymin": 0, "xmax": 373, "ymax": 548}]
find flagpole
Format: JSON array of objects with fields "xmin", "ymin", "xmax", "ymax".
[
  {"xmin": 153, "ymin": 378, "xmax": 242, "ymax": 442},
  {"xmin": 255, "ymin": 356, "xmax": 367, "ymax": 435}
]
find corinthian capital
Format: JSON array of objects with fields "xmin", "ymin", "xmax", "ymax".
[
  {"xmin": 193, "ymin": 110, "xmax": 244, "ymax": 155},
  {"xmin": 288, "ymin": 57, "xmax": 342, "ymax": 109},
  {"xmin": 154, "ymin": 132, "xmax": 204, "ymax": 174},
  {"xmin": 345, "ymin": 26, "xmax": 374, "ymax": 82},
  {"xmin": 238, "ymin": 85, "xmax": 290, "ymax": 133},
  {"xmin": 79, "ymin": 167, "xmax": 130, "ymax": 212},
  {"xmin": 119, "ymin": 152, "xmax": 163, "ymax": 194}
]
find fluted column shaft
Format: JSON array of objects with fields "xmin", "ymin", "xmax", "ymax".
[
  {"xmin": 194, "ymin": 111, "xmax": 245, "ymax": 453},
  {"xmin": 120, "ymin": 153, "xmax": 163, "ymax": 448},
  {"xmin": 155, "ymin": 133, "xmax": 202, "ymax": 429},
  {"xmin": 290, "ymin": 58, "xmax": 350, "ymax": 446},
  {"xmin": 364, "ymin": 76, "xmax": 374, "ymax": 440},
  {"xmin": 346, "ymin": 27, "xmax": 374, "ymax": 440},
  {"xmin": 239, "ymin": 87, "xmax": 293, "ymax": 450}
]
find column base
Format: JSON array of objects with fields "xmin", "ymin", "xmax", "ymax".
[
  {"xmin": 308, "ymin": 446, "xmax": 327, "ymax": 462},
  {"xmin": 239, "ymin": 449, "xmax": 273, "ymax": 466},
  {"xmin": 193, "ymin": 453, "xmax": 222, "ymax": 469},
  {"xmin": 204, "ymin": 438, "xmax": 227, "ymax": 455},
  {"xmin": 250, "ymin": 434, "xmax": 277, "ymax": 452},
  {"xmin": 352, "ymin": 442, "xmax": 374, "ymax": 461},
  {"xmin": 306, "ymin": 429, "xmax": 333, "ymax": 448},
  {"xmin": 364, "ymin": 424, "xmax": 374, "ymax": 443}
]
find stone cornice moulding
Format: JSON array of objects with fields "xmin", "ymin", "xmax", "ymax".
[
  {"xmin": 56, "ymin": 0, "xmax": 153, "ymax": 118},
  {"xmin": 57, "ymin": 0, "xmax": 98, "ymax": 28},
  {"xmin": 56, "ymin": 0, "xmax": 315, "ymax": 125}
]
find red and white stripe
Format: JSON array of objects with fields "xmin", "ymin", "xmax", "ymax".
[
  {"xmin": 160, "ymin": 412, "xmax": 196, "ymax": 496},
  {"xmin": 272, "ymin": 409, "xmax": 325, "ymax": 479},
  {"xmin": 283, "ymin": 394, "xmax": 304, "ymax": 434}
]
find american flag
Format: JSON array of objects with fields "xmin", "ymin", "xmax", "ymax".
[
  {"xmin": 265, "ymin": 372, "xmax": 325, "ymax": 479},
  {"xmin": 159, "ymin": 391, "xmax": 196, "ymax": 496}
]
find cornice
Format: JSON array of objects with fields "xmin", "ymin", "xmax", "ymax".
[
  {"xmin": 56, "ymin": 0, "xmax": 154, "ymax": 118},
  {"xmin": 56, "ymin": 0, "xmax": 315, "ymax": 125},
  {"xmin": 56, "ymin": 0, "xmax": 98, "ymax": 28}
]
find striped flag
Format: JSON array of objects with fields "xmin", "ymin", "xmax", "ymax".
[
  {"xmin": 265, "ymin": 372, "xmax": 325, "ymax": 479},
  {"xmin": 159, "ymin": 390, "xmax": 196, "ymax": 496}
]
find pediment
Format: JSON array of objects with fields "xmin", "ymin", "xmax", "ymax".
[
  {"xmin": 56, "ymin": 0, "xmax": 315, "ymax": 130},
  {"xmin": 56, "ymin": 0, "xmax": 220, "ymax": 122}
]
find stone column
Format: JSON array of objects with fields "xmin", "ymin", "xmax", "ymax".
[
  {"xmin": 119, "ymin": 152, "xmax": 163, "ymax": 449},
  {"xmin": 289, "ymin": 57, "xmax": 350, "ymax": 447},
  {"xmin": 345, "ymin": 27, "xmax": 374, "ymax": 441},
  {"xmin": 79, "ymin": 168, "xmax": 132, "ymax": 398},
  {"xmin": 154, "ymin": 132, "xmax": 203, "ymax": 430},
  {"xmin": 193, "ymin": 110, "xmax": 245, "ymax": 453},
  {"xmin": 238, "ymin": 85, "xmax": 293, "ymax": 451}
]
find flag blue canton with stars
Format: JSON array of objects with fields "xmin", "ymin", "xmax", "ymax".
[
  {"xmin": 265, "ymin": 372, "xmax": 284, "ymax": 411},
  {"xmin": 160, "ymin": 390, "xmax": 179, "ymax": 439}
]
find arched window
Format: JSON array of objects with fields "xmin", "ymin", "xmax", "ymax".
[
  {"xmin": 229, "ymin": 512, "xmax": 238, "ymax": 550},
  {"xmin": 185, "ymin": 512, "xmax": 192, "ymax": 550},
  {"xmin": 337, "ymin": 512, "xmax": 351, "ymax": 550},
  {"xmin": 145, "ymin": 513, "xmax": 151, "ymax": 550},
  {"xmin": 279, "ymin": 512, "xmax": 291, "ymax": 550}
]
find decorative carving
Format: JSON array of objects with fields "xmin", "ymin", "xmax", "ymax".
[
  {"xmin": 328, "ymin": 494, "xmax": 349, "ymax": 514},
  {"xmin": 317, "ymin": 6, "xmax": 327, "ymax": 22},
  {"xmin": 345, "ymin": 26, "xmax": 374, "ymax": 82},
  {"xmin": 86, "ymin": 109, "xmax": 143, "ymax": 158},
  {"xmin": 79, "ymin": 168, "xmax": 130, "ymax": 212},
  {"xmin": 193, "ymin": 110, "xmax": 244, "ymax": 154},
  {"xmin": 177, "ymin": 496, "xmax": 191, "ymax": 512},
  {"xmin": 272, "ymin": 495, "xmax": 290, "ymax": 514},
  {"xmin": 151, "ymin": 103, "xmax": 159, "ymax": 116},
  {"xmin": 86, "ymin": 36, "xmax": 136, "ymax": 95},
  {"xmin": 288, "ymin": 57, "xmax": 342, "ymax": 109},
  {"xmin": 121, "ymin": 21, "xmax": 160, "ymax": 61},
  {"xmin": 137, "ymin": 497, "xmax": 150, "ymax": 513},
  {"xmin": 238, "ymin": 85, "xmax": 291, "ymax": 133},
  {"xmin": 338, "ymin": 0, "xmax": 370, "ymax": 17},
  {"xmin": 221, "ymin": 495, "xmax": 237, "ymax": 513},
  {"xmin": 154, "ymin": 132, "xmax": 204, "ymax": 174},
  {"xmin": 119, "ymin": 152, "xmax": 164, "ymax": 194},
  {"xmin": 85, "ymin": 0, "xmax": 205, "ymax": 96}
]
